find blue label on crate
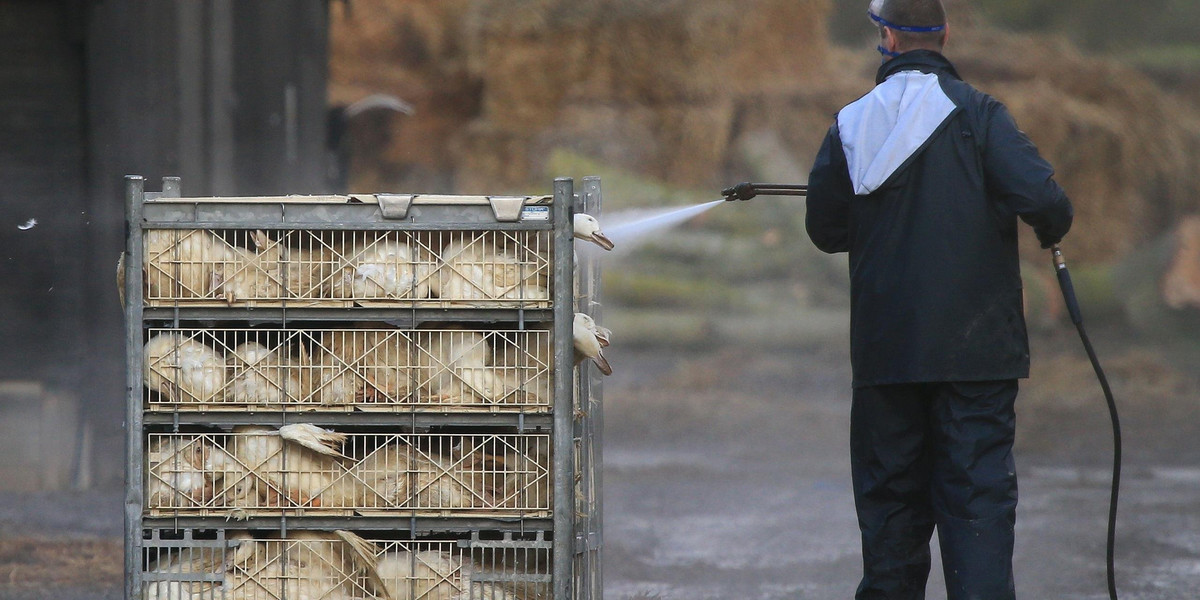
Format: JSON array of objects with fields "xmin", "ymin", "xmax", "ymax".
[{"xmin": 521, "ymin": 206, "xmax": 550, "ymax": 221}]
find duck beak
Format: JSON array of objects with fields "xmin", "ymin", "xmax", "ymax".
[
  {"xmin": 593, "ymin": 327, "xmax": 611, "ymax": 347},
  {"xmin": 589, "ymin": 231, "xmax": 615, "ymax": 251}
]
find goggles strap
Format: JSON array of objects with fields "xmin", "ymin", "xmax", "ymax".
[{"xmin": 869, "ymin": 10, "xmax": 946, "ymax": 33}]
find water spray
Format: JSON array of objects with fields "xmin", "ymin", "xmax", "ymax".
[
  {"xmin": 722, "ymin": 180, "xmax": 1122, "ymax": 600},
  {"xmin": 599, "ymin": 200, "xmax": 725, "ymax": 251}
]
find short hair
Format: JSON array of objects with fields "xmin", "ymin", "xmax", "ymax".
[{"xmin": 877, "ymin": 0, "xmax": 947, "ymax": 50}]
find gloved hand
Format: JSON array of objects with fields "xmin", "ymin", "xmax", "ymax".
[
  {"xmin": 721, "ymin": 182, "xmax": 756, "ymax": 201},
  {"xmin": 1036, "ymin": 229, "xmax": 1063, "ymax": 249}
]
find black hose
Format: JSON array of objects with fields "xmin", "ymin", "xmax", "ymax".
[{"xmin": 1052, "ymin": 245, "xmax": 1121, "ymax": 600}]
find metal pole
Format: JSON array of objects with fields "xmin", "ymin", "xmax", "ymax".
[
  {"xmin": 552, "ymin": 178, "xmax": 576, "ymax": 599},
  {"xmin": 581, "ymin": 175, "xmax": 604, "ymax": 600},
  {"xmin": 123, "ymin": 175, "xmax": 146, "ymax": 600}
]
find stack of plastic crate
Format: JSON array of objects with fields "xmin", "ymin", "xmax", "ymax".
[{"xmin": 124, "ymin": 176, "xmax": 603, "ymax": 600}]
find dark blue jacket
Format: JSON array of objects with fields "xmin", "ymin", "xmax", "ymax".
[{"xmin": 806, "ymin": 50, "xmax": 1073, "ymax": 387}]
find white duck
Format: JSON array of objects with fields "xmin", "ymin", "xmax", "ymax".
[
  {"xmin": 491, "ymin": 329, "xmax": 554, "ymax": 403},
  {"xmin": 146, "ymin": 436, "xmax": 217, "ymax": 509},
  {"xmin": 302, "ymin": 343, "xmax": 366, "ymax": 406},
  {"xmin": 321, "ymin": 329, "xmax": 410, "ymax": 403},
  {"xmin": 144, "ymin": 333, "xmax": 228, "ymax": 403},
  {"xmin": 222, "ymin": 530, "xmax": 380, "ymax": 600},
  {"xmin": 143, "ymin": 228, "xmax": 230, "ymax": 300},
  {"xmin": 375, "ymin": 548, "xmax": 519, "ymax": 600},
  {"xmin": 229, "ymin": 424, "xmax": 348, "ymax": 508},
  {"xmin": 227, "ymin": 341, "xmax": 303, "ymax": 405},
  {"xmin": 218, "ymin": 230, "xmax": 285, "ymax": 304},
  {"xmin": 574, "ymin": 312, "xmax": 611, "ymax": 347},
  {"xmin": 573, "ymin": 313, "xmax": 612, "ymax": 375},
  {"xmin": 414, "ymin": 328, "xmax": 517, "ymax": 403},
  {"xmin": 228, "ymin": 425, "xmax": 480, "ymax": 511},
  {"xmin": 573, "ymin": 213, "xmax": 614, "ymax": 251},
  {"xmin": 332, "ymin": 237, "xmax": 431, "ymax": 300},
  {"xmin": 143, "ymin": 530, "xmax": 254, "ymax": 600},
  {"xmin": 431, "ymin": 235, "xmax": 549, "ymax": 302},
  {"xmin": 283, "ymin": 244, "xmax": 335, "ymax": 301}
]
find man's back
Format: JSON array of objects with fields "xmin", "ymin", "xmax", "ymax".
[{"xmin": 806, "ymin": 50, "xmax": 1072, "ymax": 387}]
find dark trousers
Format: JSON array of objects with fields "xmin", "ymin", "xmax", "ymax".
[{"xmin": 851, "ymin": 380, "xmax": 1019, "ymax": 600}]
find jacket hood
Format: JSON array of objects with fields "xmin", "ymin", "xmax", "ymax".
[{"xmin": 837, "ymin": 50, "xmax": 962, "ymax": 196}]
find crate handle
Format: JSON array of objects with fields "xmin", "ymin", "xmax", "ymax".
[
  {"xmin": 488, "ymin": 196, "xmax": 528, "ymax": 222},
  {"xmin": 377, "ymin": 194, "xmax": 415, "ymax": 219}
]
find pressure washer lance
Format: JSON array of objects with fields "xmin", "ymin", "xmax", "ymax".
[
  {"xmin": 722, "ymin": 182, "xmax": 1122, "ymax": 600},
  {"xmin": 721, "ymin": 182, "xmax": 808, "ymax": 200}
]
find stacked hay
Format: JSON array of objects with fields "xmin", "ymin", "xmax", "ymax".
[
  {"xmin": 459, "ymin": 0, "xmax": 831, "ymax": 190},
  {"xmin": 329, "ymin": 0, "xmax": 831, "ymax": 193}
]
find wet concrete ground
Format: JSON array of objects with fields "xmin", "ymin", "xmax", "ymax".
[
  {"xmin": 602, "ymin": 335, "xmax": 1200, "ymax": 600},
  {"xmin": 0, "ymin": 329, "xmax": 1196, "ymax": 599}
]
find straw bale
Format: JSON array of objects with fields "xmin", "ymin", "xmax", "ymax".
[
  {"xmin": 532, "ymin": 101, "xmax": 737, "ymax": 186},
  {"xmin": 452, "ymin": 122, "xmax": 538, "ymax": 195},
  {"xmin": 467, "ymin": 0, "xmax": 829, "ymax": 121},
  {"xmin": 330, "ymin": 0, "xmax": 832, "ymax": 191}
]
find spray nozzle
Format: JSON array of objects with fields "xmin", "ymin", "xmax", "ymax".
[{"xmin": 721, "ymin": 182, "xmax": 808, "ymax": 202}]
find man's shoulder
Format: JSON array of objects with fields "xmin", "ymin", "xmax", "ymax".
[{"xmin": 936, "ymin": 73, "xmax": 1002, "ymax": 113}]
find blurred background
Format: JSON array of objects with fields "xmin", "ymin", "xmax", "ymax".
[{"xmin": 1, "ymin": 0, "xmax": 1198, "ymax": 598}]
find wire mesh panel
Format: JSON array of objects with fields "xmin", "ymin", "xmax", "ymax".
[
  {"xmin": 142, "ymin": 229, "xmax": 553, "ymax": 308},
  {"xmin": 142, "ymin": 328, "xmax": 553, "ymax": 412},
  {"xmin": 144, "ymin": 430, "xmax": 553, "ymax": 517},
  {"xmin": 141, "ymin": 530, "xmax": 552, "ymax": 600}
]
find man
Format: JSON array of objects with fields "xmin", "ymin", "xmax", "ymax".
[{"xmin": 805, "ymin": 0, "xmax": 1074, "ymax": 598}]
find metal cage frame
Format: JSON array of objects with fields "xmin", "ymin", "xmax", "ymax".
[{"xmin": 125, "ymin": 176, "xmax": 602, "ymax": 600}]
